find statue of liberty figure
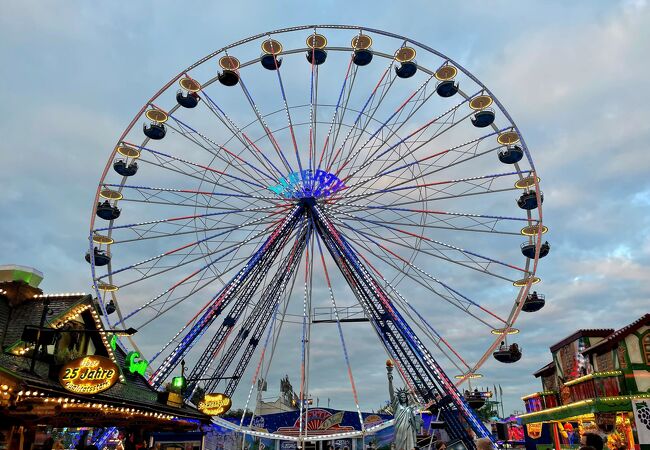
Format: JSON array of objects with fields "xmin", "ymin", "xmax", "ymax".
[{"xmin": 386, "ymin": 360, "xmax": 423, "ymax": 450}]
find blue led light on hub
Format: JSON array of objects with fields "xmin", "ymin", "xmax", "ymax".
[{"xmin": 268, "ymin": 169, "xmax": 346, "ymax": 198}]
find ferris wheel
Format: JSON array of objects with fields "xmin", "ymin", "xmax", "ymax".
[{"xmin": 87, "ymin": 25, "xmax": 548, "ymax": 448}]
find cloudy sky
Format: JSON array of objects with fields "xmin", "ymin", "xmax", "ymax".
[{"xmin": 2, "ymin": 1, "xmax": 650, "ymax": 417}]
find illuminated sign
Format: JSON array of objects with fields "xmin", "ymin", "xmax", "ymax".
[
  {"xmin": 268, "ymin": 169, "xmax": 346, "ymax": 198},
  {"xmin": 526, "ymin": 423, "xmax": 542, "ymax": 439},
  {"xmin": 198, "ymin": 392, "xmax": 232, "ymax": 416},
  {"xmin": 59, "ymin": 356, "xmax": 119, "ymax": 395},
  {"xmin": 125, "ymin": 351, "xmax": 149, "ymax": 376}
]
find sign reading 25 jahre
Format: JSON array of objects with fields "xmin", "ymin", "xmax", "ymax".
[
  {"xmin": 198, "ymin": 393, "xmax": 232, "ymax": 416},
  {"xmin": 59, "ymin": 356, "xmax": 119, "ymax": 395}
]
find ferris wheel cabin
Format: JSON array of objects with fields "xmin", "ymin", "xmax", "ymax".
[
  {"xmin": 521, "ymin": 292, "xmax": 546, "ymax": 312},
  {"xmin": 96, "ymin": 201, "xmax": 121, "ymax": 220}
]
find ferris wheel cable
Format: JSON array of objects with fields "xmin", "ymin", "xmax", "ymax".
[
  {"xmin": 351, "ymin": 145, "xmax": 515, "ymax": 206},
  {"xmin": 328, "ymin": 215, "xmax": 511, "ymax": 314},
  {"xmin": 156, "ymin": 97, "xmax": 276, "ymax": 182},
  {"xmin": 335, "ymin": 219, "xmax": 520, "ymax": 285},
  {"xmin": 332, "ymin": 228, "xmax": 502, "ymax": 329},
  {"xmin": 123, "ymin": 253, "xmax": 253, "ymax": 329},
  {"xmin": 326, "ymin": 72, "xmax": 399, "ymax": 179},
  {"xmin": 156, "ymin": 106, "xmax": 272, "ymax": 184},
  {"xmin": 322, "ymin": 57, "xmax": 394, "ymax": 173},
  {"xmin": 313, "ymin": 231, "xmax": 365, "ymax": 429},
  {"xmin": 317, "ymin": 54, "xmax": 355, "ymax": 168},
  {"xmin": 332, "ymin": 71, "xmax": 442, "ymax": 181},
  {"xmin": 195, "ymin": 91, "xmax": 288, "ymax": 184},
  {"xmin": 327, "ymin": 205, "xmax": 527, "ymax": 274},
  {"xmin": 112, "ymin": 218, "xmax": 290, "ymax": 313},
  {"xmin": 103, "ymin": 183, "xmax": 284, "ymax": 202},
  {"xmin": 101, "ymin": 221, "xmax": 287, "ymax": 314},
  {"xmin": 98, "ymin": 211, "xmax": 287, "ymax": 279},
  {"xmin": 335, "ymin": 89, "xmax": 475, "ymax": 183},
  {"xmin": 343, "ymin": 81, "xmax": 441, "ymax": 184},
  {"xmin": 128, "ymin": 143, "xmax": 268, "ymax": 191},
  {"xmin": 240, "ymin": 132, "xmax": 292, "ymax": 180},
  {"xmin": 93, "ymin": 204, "xmax": 281, "ymax": 233},
  {"xmin": 164, "ymin": 107, "xmax": 280, "ymax": 185},
  {"xmin": 333, "ymin": 213, "xmax": 520, "ymax": 236},
  {"xmin": 325, "ymin": 64, "xmax": 360, "ymax": 171},
  {"xmin": 337, "ymin": 203, "xmax": 531, "ymax": 227},
  {"xmin": 106, "ymin": 218, "xmax": 280, "ymax": 245},
  {"xmin": 336, "ymin": 224, "xmax": 510, "ymax": 327},
  {"xmin": 332, "ymin": 64, "xmax": 398, "ymax": 178},
  {"xmin": 363, "ymin": 256, "xmax": 473, "ymax": 369},
  {"xmin": 341, "ymin": 130, "xmax": 502, "ymax": 196},
  {"xmin": 268, "ymin": 45, "xmax": 307, "ymax": 187},
  {"xmin": 238, "ymin": 76, "xmax": 297, "ymax": 176}
]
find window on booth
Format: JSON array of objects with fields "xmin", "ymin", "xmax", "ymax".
[{"xmin": 643, "ymin": 333, "xmax": 650, "ymax": 365}]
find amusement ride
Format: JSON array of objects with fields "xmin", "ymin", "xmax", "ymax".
[{"xmin": 86, "ymin": 25, "xmax": 549, "ymax": 449}]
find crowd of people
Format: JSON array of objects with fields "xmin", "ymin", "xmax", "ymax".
[{"xmin": 422, "ymin": 430, "xmax": 612, "ymax": 450}]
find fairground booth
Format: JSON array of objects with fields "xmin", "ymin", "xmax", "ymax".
[
  {"xmin": 0, "ymin": 266, "xmax": 211, "ymax": 450},
  {"xmin": 518, "ymin": 315, "xmax": 650, "ymax": 450}
]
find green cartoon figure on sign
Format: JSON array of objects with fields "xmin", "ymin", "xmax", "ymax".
[{"xmin": 125, "ymin": 351, "xmax": 149, "ymax": 376}]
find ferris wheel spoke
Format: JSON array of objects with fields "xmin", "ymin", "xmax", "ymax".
[
  {"xmin": 322, "ymin": 59, "xmax": 395, "ymax": 173},
  {"xmin": 162, "ymin": 106, "xmax": 281, "ymax": 185},
  {"xmin": 334, "ymin": 73, "xmax": 443, "ymax": 181},
  {"xmin": 126, "ymin": 141, "xmax": 268, "ymax": 193},
  {"xmin": 342, "ymin": 130, "xmax": 502, "ymax": 197},
  {"xmin": 333, "ymin": 223, "xmax": 505, "ymax": 328},
  {"xmin": 101, "ymin": 212, "xmax": 285, "ymax": 280},
  {"xmin": 328, "ymin": 213, "xmax": 522, "ymax": 285},
  {"xmin": 94, "ymin": 205, "xmax": 281, "ymax": 238},
  {"xmin": 196, "ymin": 90, "xmax": 288, "ymax": 182},
  {"xmin": 317, "ymin": 55, "xmax": 355, "ymax": 169},
  {"xmin": 337, "ymin": 170, "xmax": 527, "ymax": 204},
  {"xmin": 238, "ymin": 76, "xmax": 297, "ymax": 175},
  {"xmin": 330, "ymin": 207, "xmax": 526, "ymax": 276},
  {"xmin": 104, "ymin": 183, "xmax": 283, "ymax": 208},
  {"xmin": 334, "ymin": 202, "xmax": 527, "ymax": 235}
]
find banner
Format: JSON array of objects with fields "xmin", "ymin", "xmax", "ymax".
[{"xmin": 631, "ymin": 398, "xmax": 650, "ymax": 445}]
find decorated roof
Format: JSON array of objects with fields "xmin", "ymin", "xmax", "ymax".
[
  {"xmin": 549, "ymin": 329, "xmax": 614, "ymax": 353},
  {"xmin": 582, "ymin": 313, "xmax": 650, "ymax": 355}
]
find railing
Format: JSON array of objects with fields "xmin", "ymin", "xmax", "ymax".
[
  {"xmin": 564, "ymin": 370, "xmax": 624, "ymax": 403},
  {"xmin": 522, "ymin": 391, "xmax": 558, "ymax": 413}
]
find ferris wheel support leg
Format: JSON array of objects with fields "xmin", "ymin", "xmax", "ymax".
[
  {"xmin": 191, "ymin": 224, "xmax": 310, "ymax": 397},
  {"xmin": 312, "ymin": 205, "xmax": 491, "ymax": 449},
  {"xmin": 149, "ymin": 206, "xmax": 304, "ymax": 388}
]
